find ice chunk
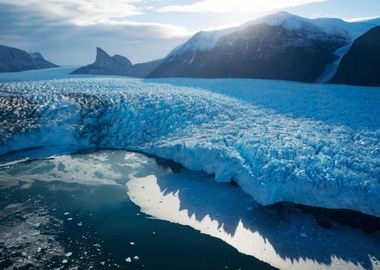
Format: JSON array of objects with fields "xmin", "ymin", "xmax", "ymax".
[{"xmin": 65, "ymin": 252, "xmax": 72, "ymax": 257}]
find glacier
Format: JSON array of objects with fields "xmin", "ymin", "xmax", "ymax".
[{"xmin": 0, "ymin": 69, "xmax": 379, "ymax": 217}]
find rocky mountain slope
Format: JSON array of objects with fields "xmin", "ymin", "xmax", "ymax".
[
  {"xmin": 149, "ymin": 23, "xmax": 348, "ymax": 82},
  {"xmin": 331, "ymin": 26, "xmax": 380, "ymax": 86},
  {"xmin": 148, "ymin": 12, "xmax": 379, "ymax": 83},
  {"xmin": 72, "ymin": 48, "xmax": 162, "ymax": 78},
  {"xmin": 72, "ymin": 12, "xmax": 380, "ymax": 85},
  {"xmin": 0, "ymin": 45, "xmax": 58, "ymax": 72}
]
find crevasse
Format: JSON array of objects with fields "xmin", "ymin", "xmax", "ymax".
[{"xmin": 0, "ymin": 78, "xmax": 379, "ymax": 217}]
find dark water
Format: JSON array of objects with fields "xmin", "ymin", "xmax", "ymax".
[
  {"xmin": 1, "ymin": 150, "xmax": 379, "ymax": 270},
  {"xmin": 0, "ymin": 177, "xmax": 275, "ymax": 270}
]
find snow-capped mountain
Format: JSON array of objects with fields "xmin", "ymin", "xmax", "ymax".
[
  {"xmin": 71, "ymin": 12, "xmax": 380, "ymax": 85},
  {"xmin": 247, "ymin": 11, "xmax": 331, "ymax": 33},
  {"xmin": 148, "ymin": 12, "xmax": 380, "ymax": 83},
  {"xmin": 250, "ymin": 11, "xmax": 379, "ymax": 38},
  {"xmin": 0, "ymin": 45, "xmax": 58, "ymax": 72},
  {"xmin": 165, "ymin": 27, "xmax": 237, "ymax": 61}
]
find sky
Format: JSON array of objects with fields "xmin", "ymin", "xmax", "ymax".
[{"xmin": 0, "ymin": 0, "xmax": 379, "ymax": 65}]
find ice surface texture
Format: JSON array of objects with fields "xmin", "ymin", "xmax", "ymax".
[{"xmin": 0, "ymin": 77, "xmax": 379, "ymax": 217}]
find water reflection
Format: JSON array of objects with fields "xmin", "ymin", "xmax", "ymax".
[
  {"xmin": 1, "ymin": 150, "xmax": 379, "ymax": 270},
  {"xmin": 127, "ymin": 171, "xmax": 380, "ymax": 270}
]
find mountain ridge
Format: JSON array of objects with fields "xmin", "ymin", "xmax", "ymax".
[
  {"xmin": 72, "ymin": 12, "xmax": 380, "ymax": 85},
  {"xmin": 331, "ymin": 26, "xmax": 380, "ymax": 86},
  {"xmin": 148, "ymin": 12, "xmax": 351, "ymax": 82},
  {"xmin": 71, "ymin": 47, "xmax": 162, "ymax": 78},
  {"xmin": 0, "ymin": 45, "xmax": 58, "ymax": 73}
]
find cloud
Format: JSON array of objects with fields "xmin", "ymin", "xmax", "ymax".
[
  {"xmin": 0, "ymin": 0, "xmax": 143, "ymax": 25},
  {"xmin": 345, "ymin": 16, "xmax": 380, "ymax": 22},
  {"xmin": 0, "ymin": 0, "xmax": 330, "ymax": 65},
  {"xmin": 0, "ymin": 2, "xmax": 189, "ymax": 65},
  {"xmin": 158, "ymin": 0, "xmax": 326, "ymax": 13}
]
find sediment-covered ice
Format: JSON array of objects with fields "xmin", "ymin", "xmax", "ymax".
[{"xmin": 0, "ymin": 76, "xmax": 379, "ymax": 217}]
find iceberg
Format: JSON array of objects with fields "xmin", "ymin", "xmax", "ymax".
[{"xmin": 0, "ymin": 75, "xmax": 379, "ymax": 217}]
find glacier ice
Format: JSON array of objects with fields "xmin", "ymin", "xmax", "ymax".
[{"xmin": 0, "ymin": 75, "xmax": 379, "ymax": 217}]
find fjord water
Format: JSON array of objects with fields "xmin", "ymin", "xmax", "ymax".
[
  {"xmin": 0, "ymin": 150, "xmax": 277, "ymax": 270},
  {"xmin": 1, "ymin": 150, "xmax": 379, "ymax": 270},
  {"xmin": 0, "ymin": 67, "xmax": 379, "ymax": 269}
]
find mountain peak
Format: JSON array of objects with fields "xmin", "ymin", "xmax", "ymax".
[
  {"xmin": 271, "ymin": 11, "xmax": 295, "ymax": 17},
  {"xmin": 96, "ymin": 47, "xmax": 107, "ymax": 54},
  {"xmin": 249, "ymin": 11, "xmax": 316, "ymax": 31},
  {"xmin": 167, "ymin": 11, "xmax": 319, "ymax": 60},
  {"xmin": 72, "ymin": 47, "xmax": 139, "ymax": 76},
  {"xmin": 113, "ymin": 54, "xmax": 132, "ymax": 67},
  {"xmin": 0, "ymin": 45, "xmax": 58, "ymax": 72},
  {"xmin": 29, "ymin": 52, "xmax": 43, "ymax": 60},
  {"xmin": 95, "ymin": 47, "xmax": 113, "ymax": 65},
  {"xmin": 94, "ymin": 48, "xmax": 132, "ymax": 67}
]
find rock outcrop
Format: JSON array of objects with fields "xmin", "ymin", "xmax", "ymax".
[
  {"xmin": 331, "ymin": 26, "xmax": 380, "ymax": 86},
  {"xmin": 0, "ymin": 45, "xmax": 58, "ymax": 72},
  {"xmin": 72, "ymin": 48, "xmax": 162, "ymax": 78}
]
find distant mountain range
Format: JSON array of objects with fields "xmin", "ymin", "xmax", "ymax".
[
  {"xmin": 149, "ymin": 20, "xmax": 348, "ymax": 82},
  {"xmin": 71, "ymin": 47, "xmax": 162, "ymax": 78},
  {"xmin": 0, "ymin": 45, "xmax": 58, "ymax": 72},
  {"xmin": 72, "ymin": 12, "xmax": 380, "ymax": 86},
  {"xmin": 4, "ymin": 12, "xmax": 380, "ymax": 86},
  {"xmin": 148, "ymin": 12, "xmax": 380, "ymax": 85}
]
